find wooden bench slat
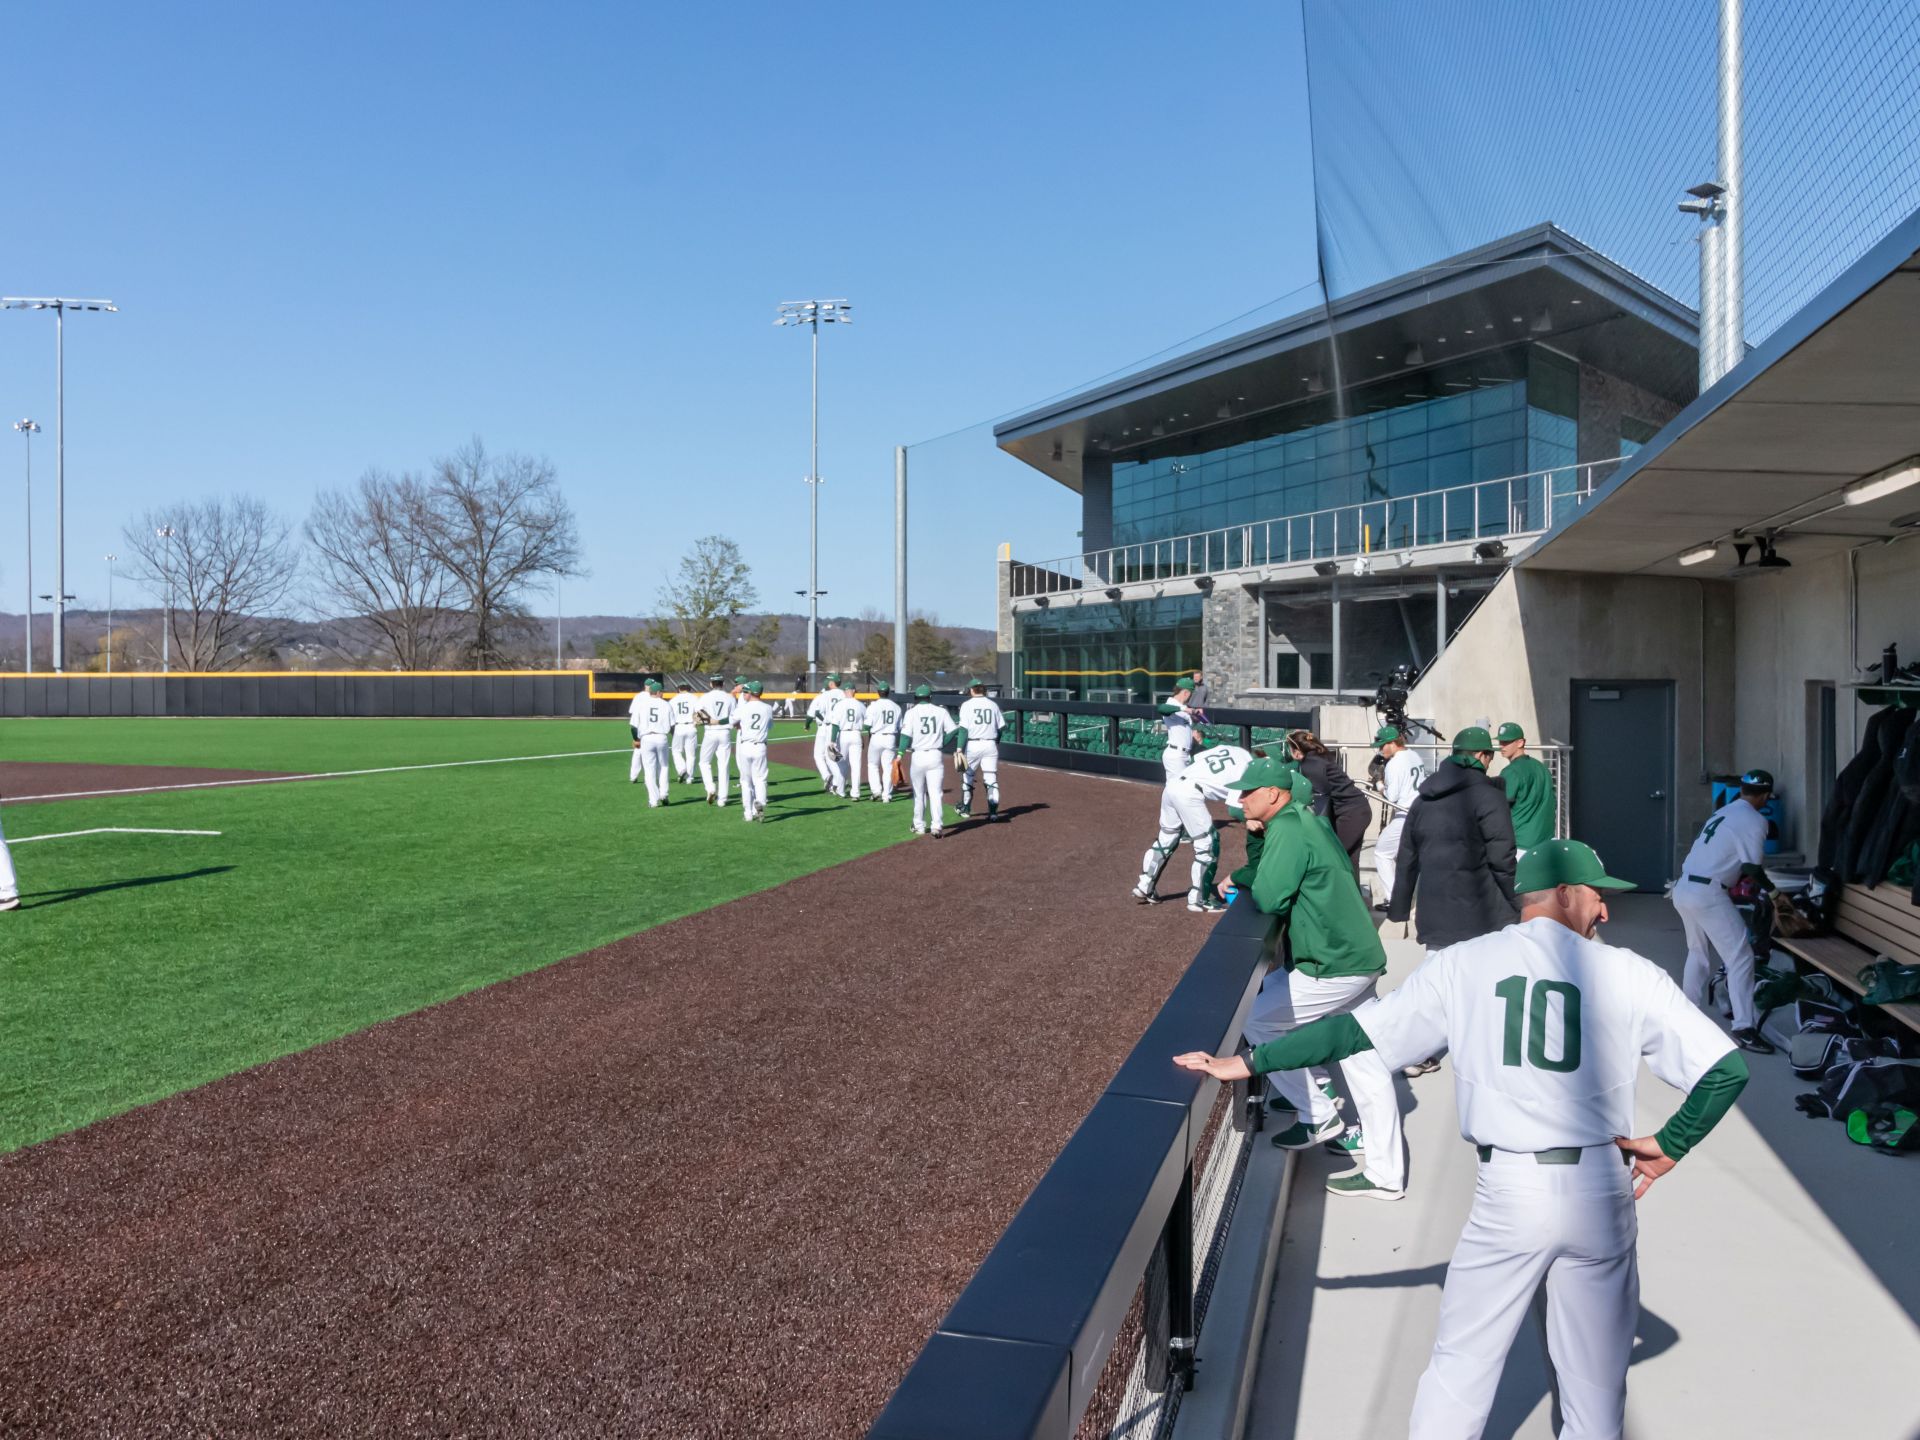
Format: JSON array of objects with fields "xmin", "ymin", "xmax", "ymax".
[
  {"xmin": 1843, "ymin": 883, "xmax": 1920, "ymax": 942},
  {"xmin": 1837, "ymin": 909, "xmax": 1920, "ymax": 958}
]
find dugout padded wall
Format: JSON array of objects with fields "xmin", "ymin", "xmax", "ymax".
[{"xmin": 0, "ymin": 672, "xmax": 594, "ymax": 719}]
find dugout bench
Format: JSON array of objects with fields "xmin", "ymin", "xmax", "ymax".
[{"xmin": 1771, "ymin": 881, "xmax": 1920, "ymax": 1037}]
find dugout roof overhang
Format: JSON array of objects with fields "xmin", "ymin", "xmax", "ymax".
[
  {"xmin": 1524, "ymin": 205, "xmax": 1920, "ymax": 577},
  {"xmin": 994, "ymin": 224, "xmax": 1700, "ymax": 493}
]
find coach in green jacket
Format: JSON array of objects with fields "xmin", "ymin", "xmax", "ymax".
[
  {"xmin": 1227, "ymin": 758, "xmax": 1407, "ymax": 1200},
  {"xmin": 1496, "ymin": 722, "xmax": 1557, "ymax": 852}
]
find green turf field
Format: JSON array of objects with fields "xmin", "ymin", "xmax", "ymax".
[{"xmin": 0, "ymin": 716, "xmax": 934, "ymax": 1152}]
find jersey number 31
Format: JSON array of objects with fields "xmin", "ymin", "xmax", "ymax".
[{"xmin": 1493, "ymin": 976, "xmax": 1582, "ymax": 1072}]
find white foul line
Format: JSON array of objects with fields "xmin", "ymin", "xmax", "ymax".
[
  {"xmin": 0, "ymin": 748, "xmax": 629, "ymax": 805},
  {"xmin": 10, "ymin": 827, "xmax": 225, "ymax": 844}
]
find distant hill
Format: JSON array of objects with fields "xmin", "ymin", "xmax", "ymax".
[{"xmin": 0, "ymin": 609, "xmax": 993, "ymax": 672}]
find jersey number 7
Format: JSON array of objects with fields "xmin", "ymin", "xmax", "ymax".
[{"xmin": 1494, "ymin": 976, "xmax": 1583, "ymax": 1072}]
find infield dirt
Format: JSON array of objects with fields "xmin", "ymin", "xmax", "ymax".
[{"xmin": 0, "ymin": 744, "xmax": 1250, "ymax": 1437}]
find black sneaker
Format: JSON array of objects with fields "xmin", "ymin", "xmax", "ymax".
[{"xmin": 1731, "ymin": 1027, "xmax": 1776, "ymax": 1055}]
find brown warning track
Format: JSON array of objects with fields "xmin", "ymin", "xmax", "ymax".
[
  {"xmin": 0, "ymin": 760, "xmax": 293, "ymax": 803},
  {"xmin": 0, "ymin": 748, "xmax": 1248, "ymax": 1437}
]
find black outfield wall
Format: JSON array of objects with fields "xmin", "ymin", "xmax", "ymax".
[{"xmin": 0, "ymin": 672, "xmax": 595, "ymax": 719}]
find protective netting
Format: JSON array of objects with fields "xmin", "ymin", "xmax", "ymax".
[{"xmin": 1302, "ymin": 0, "xmax": 1920, "ymax": 343}]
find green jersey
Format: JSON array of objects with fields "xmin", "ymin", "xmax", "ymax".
[
  {"xmin": 1501, "ymin": 753, "xmax": 1556, "ymax": 851},
  {"xmin": 1236, "ymin": 785, "xmax": 1386, "ymax": 980}
]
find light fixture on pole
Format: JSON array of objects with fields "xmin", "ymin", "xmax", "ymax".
[
  {"xmin": 155, "ymin": 525, "xmax": 176, "ymax": 674},
  {"xmin": 104, "ymin": 553, "xmax": 116, "ymax": 673},
  {"xmin": 3, "ymin": 297, "xmax": 119, "ymax": 674},
  {"xmin": 554, "ymin": 573, "xmax": 563, "ymax": 669},
  {"xmin": 12, "ymin": 419, "xmax": 39, "ymax": 674},
  {"xmin": 775, "ymin": 298, "xmax": 852, "ymax": 685}
]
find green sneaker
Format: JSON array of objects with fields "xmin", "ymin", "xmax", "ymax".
[
  {"xmin": 1324, "ymin": 1127, "xmax": 1365, "ymax": 1158},
  {"xmin": 1271, "ymin": 1115, "xmax": 1344, "ymax": 1150},
  {"xmin": 1326, "ymin": 1171, "xmax": 1404, "ymax": 1202},
  {"xmin": 1265, "ymin": 1094, "xmax": 1297, "ymax": 1115}
]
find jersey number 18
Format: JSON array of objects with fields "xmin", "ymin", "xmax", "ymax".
[{"xmin": 1493, "ymin": 976, "xmax": 1582, "ymax": 1072}]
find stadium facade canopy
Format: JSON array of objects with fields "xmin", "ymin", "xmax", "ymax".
[{"xmin": 992, "ymin": 225, "xmax": 1699, "ymax": 707}]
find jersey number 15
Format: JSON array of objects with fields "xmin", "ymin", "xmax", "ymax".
[{"xmin": 1493, "ymin": 976, "xmax": 1582, "ymax": 1072}]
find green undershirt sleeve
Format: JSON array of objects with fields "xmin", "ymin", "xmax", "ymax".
[
  {"xmin": 1230, "ymin": 827, "xmax": 1265, "ymax": 889},
  {"xmin": 1248, "ymin": 1012, "xmax": 1373, "ymax": 1076},
  {"xmin": 1156, "ymin": 702, "xmax": 1181, "ymax": 715},
  {"xmin": 1654, "ymin": 1053, "xmax": 1749, "ymax": 1161},
  {"xmin": 954, "ymin": 727, "xmax": 969, "ymax": 749}
]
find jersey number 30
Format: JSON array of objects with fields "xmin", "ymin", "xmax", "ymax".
[{"xmin": 1493, "ymin": 976, "xmax": 1582, "ymax": 1072}]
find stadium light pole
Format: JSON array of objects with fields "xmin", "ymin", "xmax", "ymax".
[
  {"xmin": 554, "ymin": 573, "xmax": 563, "ymax": 668},
  {"xmin": 104, "ymin": 553, "xmax": 116, "ymax": 674},
  {"xmin": 3, "ymin": 297, "xmax": 119, "ymax": 673},
  {"xmin": 13, "ymin": 419, "xmax": 39, "ymax": 673},
  {"xmin": 155, "ymin": 525, "xmax": 175, "ymax": 674},
  {"xmin": 775, "ymin": 298, "xmax": 852, "ymax": 687}
]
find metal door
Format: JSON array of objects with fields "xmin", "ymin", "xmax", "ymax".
[{"xmin": 1569, "ymin": 680, "xmax": 1675, "ymax": 890}]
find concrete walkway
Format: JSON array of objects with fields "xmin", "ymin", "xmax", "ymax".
[{"xmin": 1242, "ymin": 894, "xmax": 1920, "ymax": 1440}]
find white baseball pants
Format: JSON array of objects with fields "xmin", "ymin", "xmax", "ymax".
[
  {"xmin": 699, "ymin": 728, "xmax": 732, "ymax": 805},
  {"xmin": 1243, "ymin": 968, "xmax": 1406, "ymax": 1192},
  {"xmin": 1162, "ymin": 745, "xmax": 1191, "ymax": 780},
  {"xmin": 633, "ymin": 735, "xmax": 671, "ymax": 804},
  {"xmin": 960, "ymin": 739, "xmax": 999, "ymax": 814},
  {"xmin": 1374, "ymin": 815, "xmax": 1406, "ymax": 904},
  {"xmin": 1138, "ymin": 781, "xmax": 1217, "ymax": 904},
  {"xmin": 1672, "ymin": 880, "xmax": 1757, "ymax": 1030},
  {"xmin": 910, "ymin": 752, "xmax": 946, "ymax": 834},
  {"xmin": 837, "ymin": 733, "xmax": 865, "ymax": 800},
  {"xmin": 868, "ymin": 734, "xmax": 898, "ymax": 800},
  {"xmin": 671, "ymin": 726, "xmax": 698, "ymax": 781},
  {"xmin": 0, "ymin": 808, "xmax": 17, "ymax": 904},
  {"xmin": 812, "ymin": 727, "xmax": 836, "ymax": 789},
  {"xmin": 735, "ymin": 741, "xmax": 769, "ymax": 819},
  {"xmin": 1409, "ymin": 1147, "xmax": 1637, "ymax": 1440}
]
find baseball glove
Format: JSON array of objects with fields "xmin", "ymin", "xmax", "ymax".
[
  {"xmin": 694, "ymin": 709, "xmax": 713, "ymax": 725},
  {"xmin": 826, "ymin": 742, "xmax": 843, "ymax": 764},
  {"xmin": 952, "ymin": 751, "xmax": 966, "ymax": 774},
  {"xmin": 890, "ymin": 756, "xmax": 908, "ymax": 791}
]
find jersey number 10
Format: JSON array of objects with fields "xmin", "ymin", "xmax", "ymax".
[{"xmin": 1493, "ymin": 976, "xmax": 1582, "ymax": 1072}]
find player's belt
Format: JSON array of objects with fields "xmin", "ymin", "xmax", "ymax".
[
  {"xmin": 1475, "ymin": 1145, "xmax": 1584, "ymax": 1165},
  {"xmin": 1683, "ymin": 874, "xmax": 1726, "ymax": 888}
]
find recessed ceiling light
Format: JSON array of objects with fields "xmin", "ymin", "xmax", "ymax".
[
  {"xmin": 1437, "ymin": 337, "xmax": 1447, "ymax": 344},
  {"xmin": 1571, "ymin": 299, "xmax": 1583, "ymax": 305},
  {"xmin": 1374, "ymin": 353, "xmax": 1384, "ymax": 360},
  {"xmin": 1511, "ymin": 315, "xmax": 1524, "ymax": 323}
]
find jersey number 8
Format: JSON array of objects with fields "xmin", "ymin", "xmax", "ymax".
[{"xmin": 1493, "ymin": 976, "xmax": 1582, "ymax": 1072}]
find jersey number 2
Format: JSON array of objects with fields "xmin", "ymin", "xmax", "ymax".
[{"xmin": 1493, "ymin": 976, "xmax": 1582, "ymax": 1072}]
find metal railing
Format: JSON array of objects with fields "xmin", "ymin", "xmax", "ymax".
[{"xmin": 1010, "ymin": 459, "xmax": 1622, "ymax": 598}]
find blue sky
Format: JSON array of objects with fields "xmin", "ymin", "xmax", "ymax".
[{"xmin": 0, "ymin": 1, "xmax": 1318, "ymax": 631}]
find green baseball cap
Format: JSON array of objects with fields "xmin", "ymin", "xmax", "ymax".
[
  {"xmin": 1495, "ymin": 722, "xmax": 1525, "ymax": 744},
  {"xmin": 732, "ymin": 675, "xmax": 747, "ymax": 686},
  {"xmin": 914, "ymin": 683, "xmax": 932, "ymax": 698},
  {"xmin": 1515, "ymin": 838, "xmax": 1635, "ymax": 894},
  {"xmin": 709, "ymin": 674, "xmax": 726, "ymax": 684},
  {"xmin": 644, "ymin": 679, "xmax": 662, "ymax": 693},
  {"xmin": 875, "ymin": 680, "xmax": 891, "ymax": 693},
  {"xmin": 745, "ymin": 680, "xmax": 763, "ymax": 695},
  {"xmin": 1740, "ymin": 767, "xmax": 1775, "ymax": 790},
  {"xmin": 826, "ymin": 673, "xmax": 840, "ymax": 685},
  {"xmin": 1227, "ymin": 756, "xmax": 1300, "ymax": 793},
  {"xmin": 1451, "ymin": 725, "xmax": 1494, "ymax": 753},
  {"xmin": 1373, "ymin": 724, "xmax": 1401, "ymax": 746}
]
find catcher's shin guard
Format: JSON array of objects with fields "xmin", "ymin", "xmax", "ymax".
[
  {"xmin": 1190, "ymin": 825, "xmax": 1219, "ymax": 906},
  {"xmin": 1140, "ymin": 829, "xmax": 1181, "ymax": 892}
]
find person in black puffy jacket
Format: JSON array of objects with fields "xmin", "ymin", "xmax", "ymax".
[
  {"xmin": 1286, "ymin": 729, "xmax": 1370, "ymax": 872},
  {"xmin": 1386, "ymin": 726, "xmax": 1519, "ymax": 948}
]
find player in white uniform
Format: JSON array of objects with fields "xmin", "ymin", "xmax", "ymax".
[
  {"xmin": 1672, "ymin": 767, "xmax": 1777, "ymax": 1054},
  {"xmin": 1372, "ymin": 724, "xmax": 1427, "ymax": 908},
  {"xmin": 954, "ymin": 680, "xmax": 1007, "ymax": 822},
  {"xmin": 897, "ymin": 684, "xmax": 956, "ymax": 837},
  {"xmin": 830, "ymin": 688, "xmax": 867, "ymax": 800},
  {"xmin": 626, "ymin": 679, "xmax": 675, "ymax": 807},
  {"xmin": 805, "ymin": 676, "xmax": 845, "ymax": 792},
  {"xmin": 1133, "ymin": 737, "xmax": 1252, "ymax": 912},
  {"xmin": 1178, "ymin": 838, "xmax": 1749, "ymax": 1440},
  {"xmin": 0, "ymin": 803, "xmax": 19, "ymax": 911},
  {"xmin": 730, "ymin": 681, "xmax": 777, "ymax": 822},
  {"xmin": 1155, "ymin": 676, "xmax": 1199, "ymax": 778},
  {"xmin": 695, "ymin": 674, "xmax": 735, "ymax": 807},
  {"xmin": 669, "ymin": 687, "xmax": 701, "ymax": 784},
  {"xmin": 864, "ymin": 682, "xmax": 904, "ymax": 801}
]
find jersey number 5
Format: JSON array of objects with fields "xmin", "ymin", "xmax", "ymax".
[{"xmin": 1493, "ymin": 976, "xmax": 1582, "ymax": 1072}]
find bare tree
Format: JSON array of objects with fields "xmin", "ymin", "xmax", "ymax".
[
  {"xmin": 599, "ymin": 535, "xmax": 776, "ymax": 674},
  {"xmin": 123, "ymin": 497, "xmax": 302, "ymax": 671},
  {"xmin": 423, "ymin": 439, "xmax": 582, "ymax": 667},
  {"xmin": 304, "ymin": 469, "xmax": 460, "ymax": 670}
]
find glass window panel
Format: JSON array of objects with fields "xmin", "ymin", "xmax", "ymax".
[{"xmin": 1272, "ymin": 652, "xmax": 1301, "ymax": 688}]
